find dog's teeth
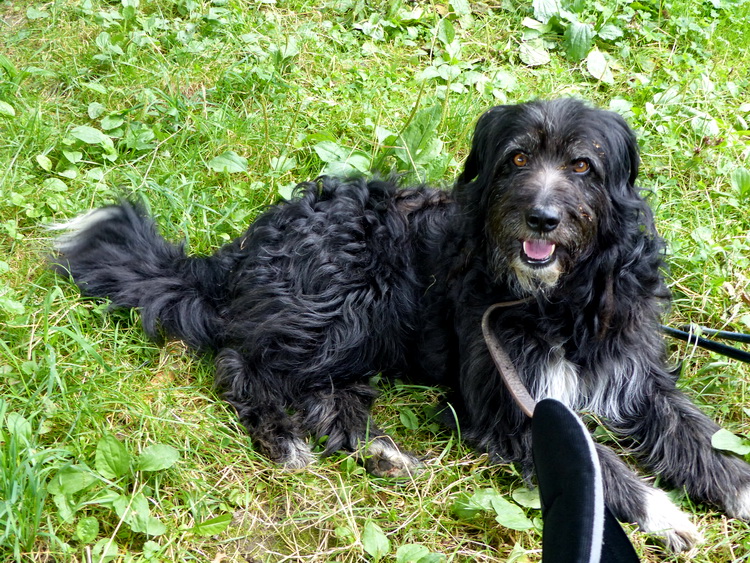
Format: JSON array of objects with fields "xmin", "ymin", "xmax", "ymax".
[{"xmin": 523, "ymin": 240, "xmax": 556, "ymax": 261}]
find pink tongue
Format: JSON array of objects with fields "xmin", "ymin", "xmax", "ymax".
[{"xmin": 523, "ymin": 240, "xmax": 556, "ymax": 261}]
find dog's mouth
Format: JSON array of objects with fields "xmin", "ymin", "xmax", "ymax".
[{"xmin": 520, "ymin": 239, "xmax": 557, "ymax": 266}]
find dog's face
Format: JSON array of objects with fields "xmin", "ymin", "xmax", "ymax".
[{"xmin": 457, "ymin": 99, "xmax": 642, "ymax": 295}]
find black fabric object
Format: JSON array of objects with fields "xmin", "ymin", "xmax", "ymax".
[{"xmin": 532, "ymin": 398, "xmax": 640, "ymax": 563}]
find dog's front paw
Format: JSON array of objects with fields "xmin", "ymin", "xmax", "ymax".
[
  {"xmin": 363, "ymin": 438, "xmax": 422, "ymax": 478},
  {"xmin": 640, "ymin": 489, "xmax": 704, "ymax": 552},
  {"xmin": 278, "ymin": 437, "xmax": 316, "ymax": 470},
  {"xmin": 724, "ymin": 482, "xmax": 750, "ymax": 520}
]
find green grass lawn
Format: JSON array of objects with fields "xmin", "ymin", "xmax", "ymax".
[{"xmin": 2, "ymin": 0, "xmax": 750, "ymax": 561}]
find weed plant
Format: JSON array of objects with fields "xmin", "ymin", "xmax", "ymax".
[{"xmin": 1, "ymin": 0, "xmax": 749, "ymax": 561}]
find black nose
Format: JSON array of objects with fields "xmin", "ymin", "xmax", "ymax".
[{"xmin": 525, "ymin": 206, "xmax": 561, "ymax": 233}]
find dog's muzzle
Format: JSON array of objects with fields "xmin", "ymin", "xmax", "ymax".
[{"xmin": 520, "ymin": 206, "xmax": 561, "ymax": 266}]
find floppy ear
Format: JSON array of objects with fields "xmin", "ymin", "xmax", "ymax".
[
  {"xmin": 457, "ymin": 105, "xmax": 520, "ymax": 187},
  {"xmin": 454, "ymin": 104, "xmax": 527, "ymax": 223},
  {"xmin": 598, "ymin": 109, "xmax": 640, "ymax": 193}
]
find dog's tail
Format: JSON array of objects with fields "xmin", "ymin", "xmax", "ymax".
[{"xmin": 50, "ymin": 201, "xmax": 228, "ymax": 351}]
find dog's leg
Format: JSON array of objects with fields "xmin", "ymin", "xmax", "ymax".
[
  {"xmin": 297, "ymin": 384, "xmax": 421, "ymax": 478},
  {"xmin": 595, "ymin": 443, "xmax": 703, "ymax": 552},
  {"xmin": 215, "ymin": 349, "xmax": 315, "ymax": 470},
  {"xmin": 359, "ymin": 431, "xmax": 421, "ymax": 478},
  {"xmin": 624, "ymin": 387, "xmax": 750, "ymax": 521}
]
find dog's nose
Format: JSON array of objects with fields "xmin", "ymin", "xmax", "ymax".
[{"xmin": 525, "ymin": 207, "xmax": 561, "ymax": 233}]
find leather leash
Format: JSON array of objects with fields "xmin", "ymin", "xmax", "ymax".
[{"xmin": 482, "ymin": 299, "xmax": 537, "ymax": 418}]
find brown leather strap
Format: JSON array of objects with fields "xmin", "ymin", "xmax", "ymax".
[{"xmin": 482, "ymin": 300, "xmax": 537, "ymax": 418}]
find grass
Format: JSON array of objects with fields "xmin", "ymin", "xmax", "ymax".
[{"xmin": 1, "ymin": 0, "xmax": 750, "ymax": 561}]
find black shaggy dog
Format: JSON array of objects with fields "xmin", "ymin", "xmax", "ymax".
[{"xmin": 52, "ymin": 99, "xmax": 750, "ymax": 551}]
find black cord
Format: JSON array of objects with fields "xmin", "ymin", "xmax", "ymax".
[
  {"xmin": 662, "ymin": 325, "xmax": 750, "ymax": 363},
  {"xmin": 677, "ymin": 325, "xmax": 750, "ymax": 344}
]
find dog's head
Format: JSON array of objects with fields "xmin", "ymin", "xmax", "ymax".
[{"xmin": 456, "ymin": 99, "xmax": 648, "ymax": 296}]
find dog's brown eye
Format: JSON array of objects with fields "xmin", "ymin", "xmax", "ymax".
[
  {"xmin": 513, "ymin": 153, "xmax": 529, "ymax": 167},
  {"xmin": 572, "ymin": 159, "xmax": 590, "ymax": 174}
]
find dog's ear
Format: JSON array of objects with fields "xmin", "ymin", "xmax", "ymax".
[
  {"xmin": 591, "ymin": 107, "xmax": 658, "ymax": 244},
  {"xmin": 597, "ymin": 109, "xmax": 640, "ymax": 192},
  {"xmin": 457, "ymin": 105, "xmax": 519, "ymax": 186}
]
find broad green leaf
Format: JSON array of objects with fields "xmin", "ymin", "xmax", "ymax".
[
  {"xmin": 272, "ymin": 36, "xmax": 299, "ymax": 59},
  {"xmin": 58, "ymin": 167, "xmax": 78, "ymax": 179},
  {"xmin": 113, "ymin": 493, "xmax": 166, "ymax": 536},
  {"xmin": 52, "ymin": 492, "xmax": 75, "ymax": 522},
  {"xmin": 101, "ymin": 114, "xmax": 125, "ymax": 131},
  {"xmin": 437, "ymin": 19, "xmax": 455, "ymax": 46},
  {"xmin": 437, "ymin": 64, "xmax": 461, "ymax": 82},
  {"xmin": 519, "ymin": 40, "xmax": 550, "ymax": 67},
  {"xmin": 277, "ymin": 182, "xmax": 297, "ymax": 201},
  {"xmin": 334, "ymin": 525, "xmax": 355, "ymax": 542},
  {"xmin": 62, "ymin": 150, "xmax": 83, "ymax": 164},
  {"xmin": 712, "ymin": 429, "xmax": 750, "ymax": 456},
  {"xmin": 87, "ymin": 489, "xmax": 122, "ymax": 508},
  {"xmin": 69, "ymin": 125, "xmax": 111, "ymax": 146},
  {"xmin": 450, "ymin": 0, "xmax": 471, "ymax": 16},
  {"xmin": 0, "ymin": 296, "xmax": 25, "ymax": 316},
  {"xmin": 36, "ymin": 154, "xmax": 53, "ymax": 170},
  {"xmin": 143, "ymin": 541, "xmax": 160, "ymax": 559},
  {"xmin": 564, "ymin": 21, "xmax": 595, "ymax": 61},
  {"xmin": 188, "ymin": 513, "xmax": 232, "ymax": 536},
  {"xmin": 395, "ymin": 106, "xmax": 444, "ymax": 169},
  {"xmin": 95, "ymin": 434, "xmax": 130, "ymax": 479},
  {"xmin": 690, "ymin": 113, "xmax": 720, "ymax": 137},
  {"xmin": 48, "ymin": 465, "xmax": 97, "ymax": 496},
  {"xmin": 207, "ymin": 151, "xmax": 247, "ymax": 173},
  {"xmin": 314, "ymin": 141, "xmax": 371, "ymax": 176},
  {"xmin": 362, "ymin": 521, "xmax": 390, "ymax": 560},
  {"xmin": 76, "ymin": 516, "xmax": 100, "ymax": 544},
  {"xmin": 451, "ymin": 488, "xmax": 496, "ymax": 520},
  {"xmin": 396, "ymin": 544, "xmax": 430, "ymax": 562},
  {"xmin": 418, "ymin": 66, "xmax": 442, "ymax": 81},
  {"xmin": 452, "ymin": 488, "xmax": 533, "ymax": 530},
  {"xmin": 0, "ymin": 100, "xmax": 15, "ymax": 117},
  {"xmin": 88, "ymin": 102, "xmax": 106, "ymax": 119},
  {"xmin": 313, "ymin": 141, "xmax": 348, "ymax": 163},
  {"xmin": 6, "ymin": 411, "xmax": 32, "ymax": 442},
  {"xmin": 597, "ymin": 24, "xmax": 624, "ymax": 41},
  {"xmin": 490, "ymin": 495, "xmax": 535, "ymax": 531},
  {"xmin": 585, "ymin": 48, "xmax": 614, "ymax": 83},
  {"xmin": 26, "ymin": 6, "xmax": 50, "ymax": 19},
  {"xmin": 82, "ymin": 82, "xmax": 108, "ymax": 94},
  {"xmin": 396, "ymin": 544, "xmax": 444, "ymax": 562},
  {"xmin": 270, "ymin": 154, "xmax": 296, "ymax": 174},
  {"xmin": 42, "ymin": 178, "xmax": 68, "ymax": 192},
  {"xmin": 730, "ymin": 167, "xmax": 750, "ymax": 198},
  {"xmin": 512, "ymin": 487, "xmax": 541, "ymax": 509},
  {"xmin": 137, "ymin": 444, "xmax": 180, "ymax": 472},
  {"xmin": 399, "ymin": 407, "xmax": 419, "ymax": 430},
  {"xmin": 532, "ymin": 0, "xmax": 561, "ymax": 22},
  {"xmin": 92, "ymin": 537, "xmax": 119, "ymax": 562}
]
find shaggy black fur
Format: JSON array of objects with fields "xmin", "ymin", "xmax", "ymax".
[{"xmin": 51, "ymin": 99, "xmax": 750, "ymax": 551}]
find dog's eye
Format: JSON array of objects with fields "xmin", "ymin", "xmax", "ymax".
[
  {"xmin": 572, "ymin": 159, "xmax": 590, "ymax": 174},
  {"xmin": 512, "ymin": 153, "xmax": 529, "ymax": 167}
]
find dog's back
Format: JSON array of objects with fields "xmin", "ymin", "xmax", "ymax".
[{"xmin": 50, "ymin": 176, "xmax": 449, "ymax": 472}]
